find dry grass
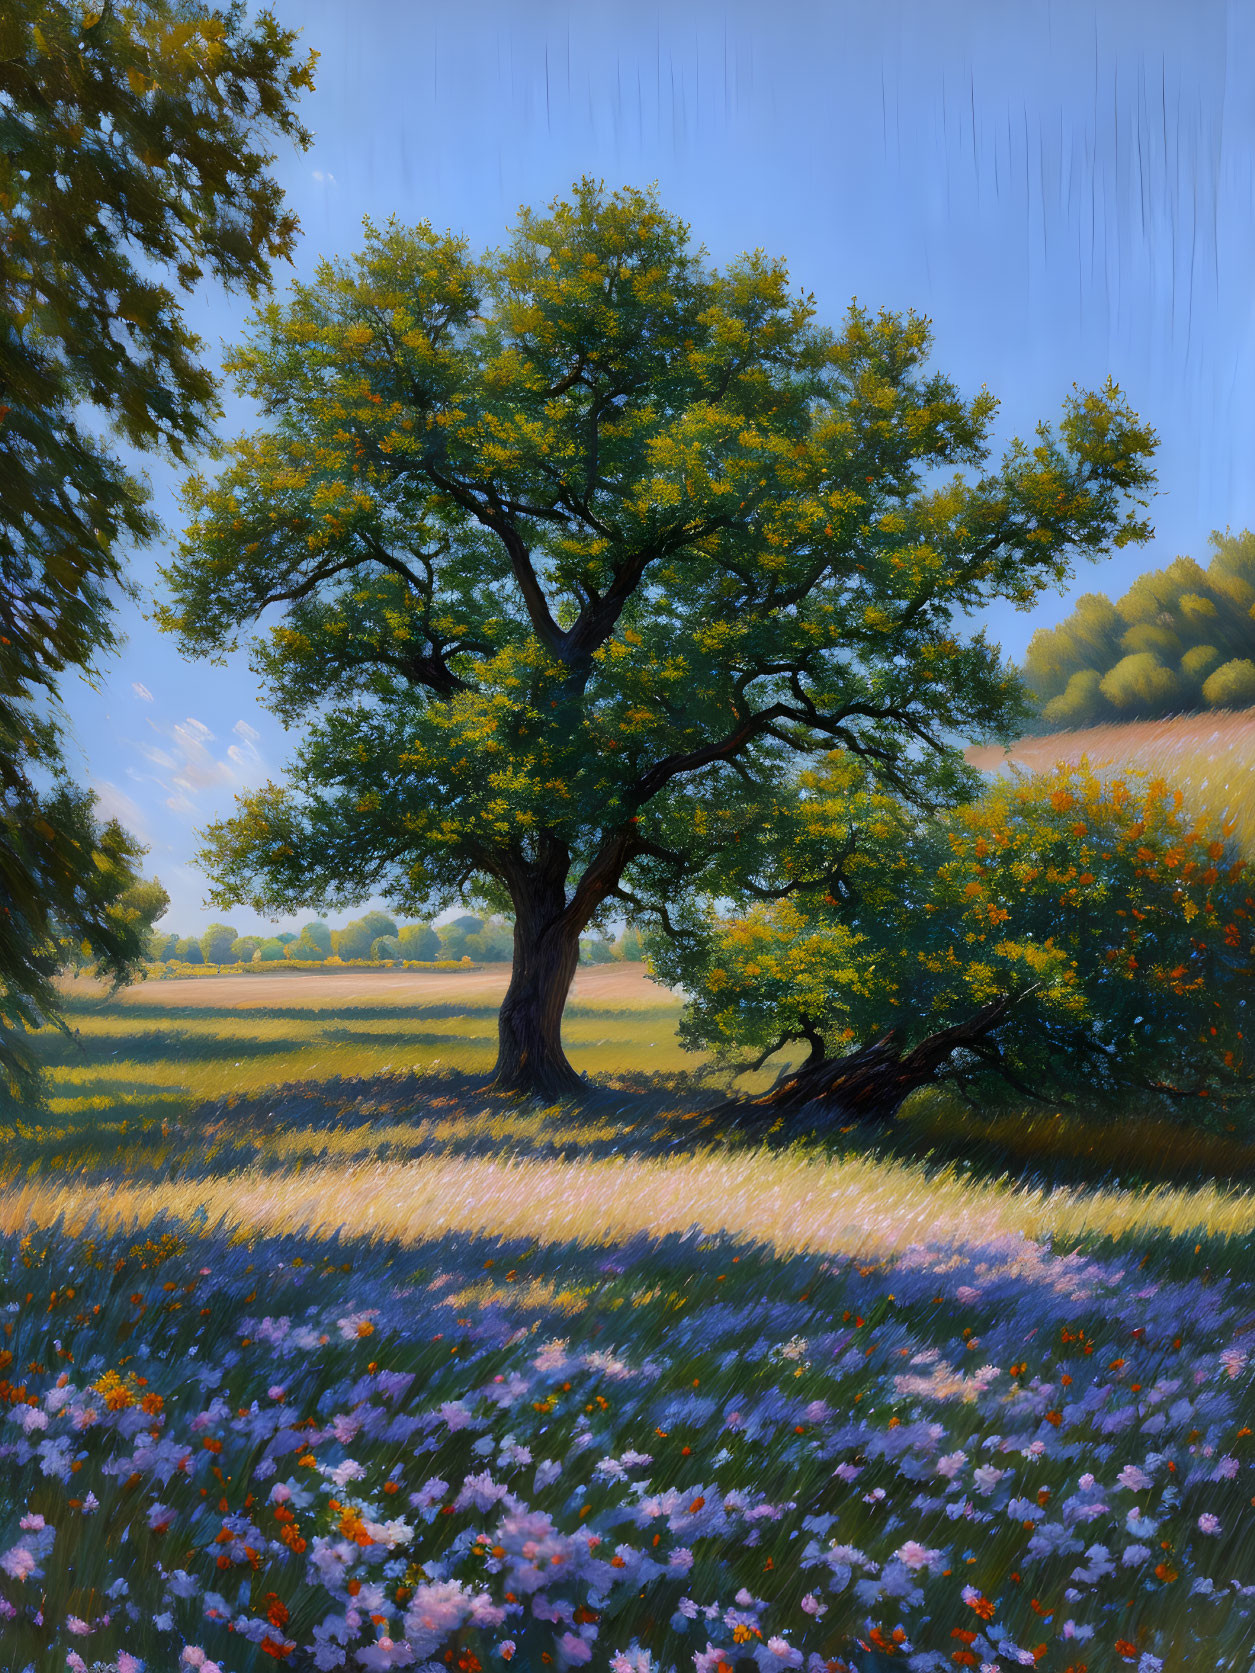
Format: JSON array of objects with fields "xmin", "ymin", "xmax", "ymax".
[
  {"xmin": 967, "ymin": 705, "xmax": 1255, "ymax": 854},
  {"xmin": 5, "ymin": 1146, "xmax": 1255, "ymax": 1261},
  {"xmin": 73, "ymin": 962, "xmax": 677, "ymax": 1010}
]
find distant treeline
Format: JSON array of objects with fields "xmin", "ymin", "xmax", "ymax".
[
  {"xmin": 1022, "ymin": 528, "xmax": 1255, "ymax": 730},
  {"xmin": 145, "ymin": 911, "xmax": 642, "ymax": 968}
]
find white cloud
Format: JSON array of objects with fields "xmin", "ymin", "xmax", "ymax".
[
  {"xmin": 93, "ymin": 781, "xmax": 149, "ymax": 840},
  {"xmin": 131, "ymin": 681, "xmax": 154, "ymax": 702},
  {"xmin": 312, "ymin": 169, "xmax": 337, "ymax": 185},
  {"xmin": 130, "ymin": 714, "xmax": 269, "ymax": 822}
]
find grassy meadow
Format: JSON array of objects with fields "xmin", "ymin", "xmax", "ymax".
[{"xmin": 4, "ymin": 963, "xmax": 1255, "ymax": 1672}]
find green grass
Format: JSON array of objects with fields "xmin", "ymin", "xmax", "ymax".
[
  {"xmin": 9, "ymin": 973, "xmax": 1255, "ymax": 1269},
  {"xmin": 34, "ymin": 983, "xmax": 697, "ymax": 1125}
]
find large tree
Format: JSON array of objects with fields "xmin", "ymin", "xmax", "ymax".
[
  {"xmin": 159, "ymin": 182, "xmax": 1156, "ymax": 1097},
  {"xmin": 649, "ymin": 758, "xmax": 1255, "ymax": 1131},
  {"xmin": 0, "ymin": 0, "xmax": 314, "ymax": 1097}
]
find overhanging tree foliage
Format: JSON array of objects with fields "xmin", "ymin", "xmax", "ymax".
[
  {"xmin": 159, "ymin": 181, "xmax": 1156, "ymax": 1097},
  {"xmin": 1, "ymin": 776, "xmax": 168, "ymax": 1101},
  {"xmin": 0, "ymin": 0, "xmax": 314, "ymax": 1098},
  {"xmin": 650, "ymin": 759, "xmax": 1255, "ymax": 1131}
]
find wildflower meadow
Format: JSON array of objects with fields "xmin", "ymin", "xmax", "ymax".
[{"xmin": 2, "ymin": 974, "xmax": 1255, "ymax": 1673}]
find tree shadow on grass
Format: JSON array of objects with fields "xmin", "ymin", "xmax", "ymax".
[
  {"xmin": 69, "ymin": 1000, "xmax": 506, "ymax": 1026},
  {"xmin": 7, "ymin": 1066, "xmax": 731, "ymax": 1182},
  {"xmin": 729, "ymin": 1089, "xmax": 1255, "ymax": 1195},
  {"xmin": 30, "ymin": 1029, "xmax": 321, "ymax": 1070}
]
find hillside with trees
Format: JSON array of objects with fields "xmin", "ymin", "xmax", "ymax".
[{"xmin": 1022, "ymin": 527, "xmax": 1255, "ymax": 728}]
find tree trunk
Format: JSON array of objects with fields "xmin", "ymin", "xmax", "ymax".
[
  {"xmin": 492, "ymin": 886, "xmax": 585, "ymax": 1098},
  {"xmin": 717, "ymin": 996, "xmax": 1019, "ymax": 1134}
]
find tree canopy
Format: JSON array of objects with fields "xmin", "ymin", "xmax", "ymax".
[
  {"xmin": 159, "ymin": 180, "xmax": 1157, "ymax": 1096},
  {"xmin": 1022, "ymin": 529, "xmax": 1255, "ymax": 728},
  {"xmin": 649, "ymin": 758, "xmax": 1255, "ymax": 1130},
  {"xmin": 0, "ymin": 0, "xmax": 314, "ymax": 1099}
]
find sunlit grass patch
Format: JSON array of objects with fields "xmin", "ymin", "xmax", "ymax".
[{"xmin": 6, "ymin": 1148, "xmax": 1255, "ymax": 1270}]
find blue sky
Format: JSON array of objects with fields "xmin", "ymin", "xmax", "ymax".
[{"xmin": 63, "ymin": 0, "xmax": 1255, "ymax": 933}]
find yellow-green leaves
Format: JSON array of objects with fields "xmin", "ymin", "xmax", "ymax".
[{"xmin": 663, "ymin": 756, "xmax": 1255, "ymax": 1126}]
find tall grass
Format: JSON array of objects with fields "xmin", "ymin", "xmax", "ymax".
[{"xmin": 8, "ymin": 980, "xmax": 1255, "ymax": 1273}]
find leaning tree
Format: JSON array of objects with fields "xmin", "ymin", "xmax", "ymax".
[
  {"xmin": 649, "ymin": 757, "xmax": 1255, "ymax": 1131},
  {"xmin": 158, "ymin": 181, "xmax": 1156, "ymax": 1097}
]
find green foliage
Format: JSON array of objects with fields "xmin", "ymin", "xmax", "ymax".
[
  {"xmin": 332, "ymin": 912, "xmax": 396, "ymax": 960},
  {"xmin": 1180, "ymin": 642, "xmax": 1223, "ymax": 693},
  {"xmin": 1023, "ymin": 529, "xmax": 1255, "ymax": 727},
  {"xmin": 229, "ymin": 936, "xmax": 261, "ymax": 964},
  {"xmin": 0, "ymin": 0, "xmax": 312, "ymax": 1101},
  {"xmin": 1202, "ymin": 658, "xmax": 1255, "ymax": 710},
  {"xmin": 398, "ymin": 922, "xmax": 441, "ymax": 960},
  {"xmin": 147, "ymin": 929, "xmax": 179, "ymax": 963},
  {"xmin": 300, "ymin": 919, "xmax": 333, "ymax": 953},
  {"xmin": 438, "ymin": 917, "xmax": 484, "ymax": 960},
  {"xmin": 1040, "ymin": 667, "xmax": 1110, "ymax": 730},
  {"xmin": 200, "ymin": 922, "xmax": 239, "ymax": 964},
  {"xmin": 614, "ymin": 924, "xmax": 645, "ymax": 961},
  {"xmin": 370, "ymin": 935, "xmax": 401, "ymax": 961},
  {"xmin": 285, "ymin": 934, "xmax": 327, "ymax": 961},
  {"xmin": 653, "ymin": 755, "xmax": 1255, "ymax": 1125},
  {"xmin": 256, "ymin": 938, "xmax": 286, "ymax": 962},
  {"xmin": 157, "ymin": 179, "xmax": 1155, "ymax": 1081},
  {"xmin": 1098, "ymin": 650, "xmax": 1182, "ymax": 715},
  {"xmin": 448, "ymin": 915, "xmax": 513, "ymax": 962},
  {"xmin": 580, "ymin": 935, "xmax": 616, "ymax": 964},
  {"xmin": 172, "ymin": 937, "xmax": 203, "ymax": 966}
]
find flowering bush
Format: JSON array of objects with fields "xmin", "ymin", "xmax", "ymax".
[{"xmin": 1, "ymin": 1223, "xmax": 1252, "ymax": 1672}]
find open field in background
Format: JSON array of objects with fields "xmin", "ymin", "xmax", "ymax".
[
  {"xmin": 967, "ymin": 705, "xmax": 1255, "ymax": 857},
  {"xmin": 41, "ymin": 962, "xmax": 694, "ymax": 1121}
]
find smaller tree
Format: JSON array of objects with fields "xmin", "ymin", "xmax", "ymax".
[
  {"xmin": 371, "ymin": 935, "xmax": 401, "ymax": 962},
  {"xmin": 614, "ymin": 925, "xmax": 645, "ymax": 962},
  {"xmin": 1099, "ymin": 651, "xmax": 1182, "ymax": 716},
  {"xmin": 398, "ymin": 923, "xmax": 441, "ymax": 961},
  {"xmin": 1202, "ymin": 659, "xmax": 1255, "ymax": 710},
  {"xmin": 1040, "ymin": 668, "xmax": 1110, "ymax": 731},
  {"xmin": 580, "ymin": 935, "xmax": 616, "ymax": 965},
  {"xmin": 257, "ymin": 938, "xmax": 286, "ymax": 961},
  {"xmin": 333, "ymin": 913, "xmax": 396, "ymax": 960},
  {"xmin": 285, "ymin": 933, "xmax": 327, "ymax": 961},
  {"xmin": 230, "ymin": 936, "xmax": 261, "ymax": 963},
  {"xmin": 653, "ymin": 758, "xmax": 1255, "ymax": 1131},
  {"xmin": 439, "ymin": 917, "xmax": 485, "ymax": 961},
  {"xmin": 147, "ymin": 929, "xmax": 179, "ymax": 963},
  {"xmin": 201, "ymin": 922, "xmax": 239, "ymax": 964},
  {"xmin": 172, "ymin": 936, "xmax": 203, "ymax": 965}
]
